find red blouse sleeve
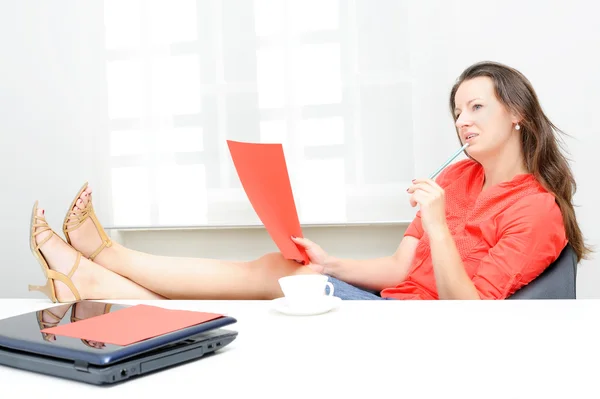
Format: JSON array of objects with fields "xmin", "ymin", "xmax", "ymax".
[
  {"xmin": 471, "ymin": 193, "xmax": 568, "ymax": 299},
  {"xmin": 404, "ymin": 214, "xmax": 424, "ymax": 239}
]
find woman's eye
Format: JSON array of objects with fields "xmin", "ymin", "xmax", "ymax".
[{"xmin": 473, "ymin": 104, "xmax": 482, "ymax": 111}]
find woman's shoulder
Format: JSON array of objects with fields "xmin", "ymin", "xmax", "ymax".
[
  {"xmin": 498, "ymin": 191, "xmax": 564, "ymax": 233},
  {"xmin": 511, "ymin": 190, "xmax": 561, "ymax": 215}
]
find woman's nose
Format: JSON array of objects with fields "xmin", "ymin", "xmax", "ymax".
[{"xmin": 455, "ymin": 116, "xmax": 472, "ymax": 128}]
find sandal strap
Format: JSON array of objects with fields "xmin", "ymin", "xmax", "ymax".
[
  {"xmin": 45, "ymin": 253, "xmax": 82, "ymax": 301},
  {"xmin": 44, "ymin": 308, "xmax": 64, "ymax": 321},
  {"xmin": 33, "ymin": 216, "xmax": 54, "ymax": 250},
  {"xmin": 39, "ymin": 320, "xmax": 60, "ymax": 328},
  {"xmin": 63, "ymin": 194, "xmax": 112, "ymax": 260},
  {"xmin": 70, "ymin": 303, "xmax": 81, "ymax": 322},
  {"xmin": 37, "ymin": 308, "xmax": 63, "ymax": 328},
  {"xmin": 63, "ymin": 203, "xmax": 91, "ymax": 233},
  {"xmin": 33, "ymin": 232, "xmax": 53, "ymax": 251},
  {"xmin": 71, "ymin": 303, "xmax": 112, "ymax": 323},
  {"xmin": 67, "ymin": 252, "xmax": 81, "ymax": 279},
  {"xmin": 89, "ymin": 239, "xmax": 112, "ymax": 261}
]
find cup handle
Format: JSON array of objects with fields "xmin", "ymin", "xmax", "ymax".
[{"xmin": 325, "ymin": 282, "xmax": 334, "ymax": 296}]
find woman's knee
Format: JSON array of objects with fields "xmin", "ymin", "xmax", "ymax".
[
  {"xmin": 249, "ymin": 252, "xmax": 316, "ymax": 299},
  {"xmin": 253, "ymin": 252, "xmax": 294, "ymax": 272}
]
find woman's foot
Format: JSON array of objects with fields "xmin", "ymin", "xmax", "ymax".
[
  {"xmin": 32, "ymin": 206, "xmax": 164, "ymax": 301},
  {"xmin": 33, "ymin": 207, "xmax": 100, "ymax": 302},
  {"xmin": 63, "ymin": 185, "xmax": 118, "ymax": 265}
]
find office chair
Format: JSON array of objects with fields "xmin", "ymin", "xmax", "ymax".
[{"xmin": 508, "ymin": 244, "xmax": 577, "ymax": 300}]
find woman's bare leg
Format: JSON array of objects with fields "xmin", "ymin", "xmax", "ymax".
[
  {"xmin": 32, "ymin": 207, "xmax": 165, "ymax": 302},
  {"xmin": 65, "ymin": 187, "xmax": 315, "ymax": 300},
  {"xmin": 100, "ymin": 247, "xmax": 312, "ymax": 300}
]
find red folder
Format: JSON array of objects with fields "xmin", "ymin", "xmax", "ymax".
[
  {"xmin": 227, "ymin": 140, "xmax": 309, "ymax": 265},
  {"xmin": 42, "ymin": 305, "xmax": 223, "ymax": 346}
]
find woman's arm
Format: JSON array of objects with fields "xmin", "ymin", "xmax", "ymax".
[
  {"xmin": 428, "ymin": 226, "xmax": 480, "ymax": 299},
  {"xmin": 321, "ymin": 235, "xmax": 420, "ymax": 291},
  {"xmin": 407, "ymin": 177, "xmax": 481, "ymax": 299}
]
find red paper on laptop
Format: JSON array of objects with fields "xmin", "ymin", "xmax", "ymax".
[
  {"xmin": 41, "ymin": 305, "xmax": 224, "ymax": 346},
  {"xmin": 227, "ymin": 140, "xmax": 310, "ymax": 265}
]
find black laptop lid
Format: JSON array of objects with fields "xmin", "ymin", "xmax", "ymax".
[{"xmin": 0, "ymin": 301, "xmax": 236, "ymax": 366}]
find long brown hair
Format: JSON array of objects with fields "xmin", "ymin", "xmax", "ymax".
[{"xmin": 449, "ymin": 61, "xmax": 591, "ymax": 262}]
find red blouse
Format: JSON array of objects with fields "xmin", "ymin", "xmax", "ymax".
[{"xmin": 380, "ymin": 159, "xmax": 568, "ymax": 300}]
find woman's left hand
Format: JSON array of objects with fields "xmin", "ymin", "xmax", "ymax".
[{"xmin": 407, "ymin": 178, "xmax": 448, "ymax": 235}]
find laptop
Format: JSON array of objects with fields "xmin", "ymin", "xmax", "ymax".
[{"xmin": 0, "ymin": 301, "xmax": 238, "ymax": 385}]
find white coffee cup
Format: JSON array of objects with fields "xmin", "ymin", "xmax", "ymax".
[{"xmin": 278, "ymin": 275, "xmax": 334, "ymax": 305}]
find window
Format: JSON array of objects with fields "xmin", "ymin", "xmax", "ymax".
[{"xmin": 103, "ymin": 0, "xmax": 414, "ymax": 228}]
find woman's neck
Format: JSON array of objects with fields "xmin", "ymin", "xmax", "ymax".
[{"xmin": 479, "ymin": 146, "xmax": 528, "ymax": 191}]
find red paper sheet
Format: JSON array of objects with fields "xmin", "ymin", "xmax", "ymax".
[
  {"xmin": 41, "ymin": 305, "xmax": 224, "ymax": 346},
  {"xmin": 227, "ymin": 140, "xmax": 309, "ymax": 264}
]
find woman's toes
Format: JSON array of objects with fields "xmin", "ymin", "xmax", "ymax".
[
  {"xmin": 34, "ymin": 209, "xmax": 51, "ymax": 243},
  {"xmin": 73, "ymin": 189, "xmax": 92, "ymax": 212},
  {"xmin": 81, "ymin": 192, "xmax": 89, "ymax": 206}
]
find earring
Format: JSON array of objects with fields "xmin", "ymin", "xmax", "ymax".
[{"xmin": 515, "ymin": 123, "xmax": 521, "ymax": 130}]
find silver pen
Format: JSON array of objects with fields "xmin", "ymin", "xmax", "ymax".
[{"xmin": 428, "ymin": 143, "xmax": 469, "ymax": 180}]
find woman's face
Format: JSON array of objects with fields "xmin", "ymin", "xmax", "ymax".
[{"xmin": 453, "ymin": 76, "xmax": 519, "ymax": 159}]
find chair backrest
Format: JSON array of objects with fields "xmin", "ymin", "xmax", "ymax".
[{"xmin": 507, "ymin": 244, "xmax": 577, "ymax": 300}]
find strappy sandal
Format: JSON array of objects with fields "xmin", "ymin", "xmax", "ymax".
[
  {"xmin": 28, "ymin": 201, "xmax": 82, "ymax": 303},
  {"xmin": 35, "ymin": 306, "xmax": 71, "ymax": 341},
  {"xmin": 62, "ymin": 182, "xmax": 112, "ymax": 261}
]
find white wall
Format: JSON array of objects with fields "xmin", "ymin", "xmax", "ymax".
[
  {"xmin": 1, "ymin": 0, "xmax": 599, "ymax": 298},
  {"xmin": 115, "ymin": 225, "xmax": 406, "ymax": 264},
  {"xmin": 0, "ymin": 1, "xmax": 112, "ymax": 297}
]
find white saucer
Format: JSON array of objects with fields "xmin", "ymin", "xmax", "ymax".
[{"xmin": 271, "ymin": 296, "xmax": 342, "ymax": 316}]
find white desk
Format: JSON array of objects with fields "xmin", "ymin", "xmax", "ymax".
[{"xmin": 0, "ymin": 299, "xmax": 598, "ymax": 398}]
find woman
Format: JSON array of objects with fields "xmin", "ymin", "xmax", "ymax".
[{"xmin": 28, "ymin": 61, "xmax": 590, "ymax": 302}]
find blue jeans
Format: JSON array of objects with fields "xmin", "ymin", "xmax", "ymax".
[{"xmin": 326, "ymin": 276, "xmax": 394, "ymax": 300}]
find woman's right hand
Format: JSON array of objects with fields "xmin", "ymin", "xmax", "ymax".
[{"xmin": 291, "ymin": 236, "xmax": 331, "ymax": 274}]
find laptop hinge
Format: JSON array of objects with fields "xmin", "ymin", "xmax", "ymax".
[{"xmin": 73, "ymin": 360, "xmax": 90, "ymax": 372}]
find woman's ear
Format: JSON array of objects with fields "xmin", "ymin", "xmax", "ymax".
[{"xmin": 509, "ymin": 109, "xmax": 523, "ymax": 126}]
